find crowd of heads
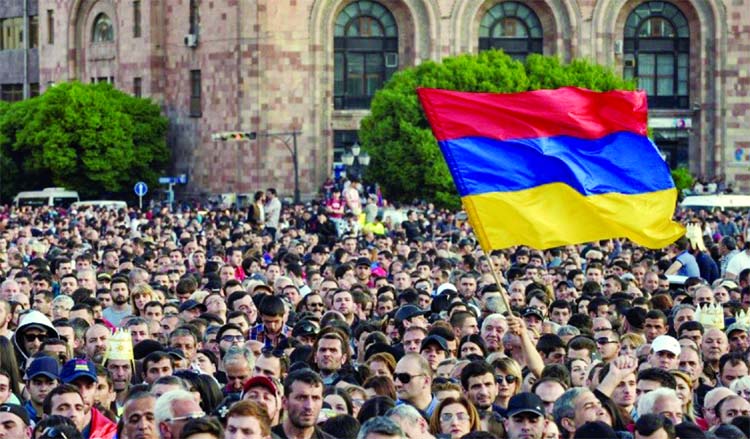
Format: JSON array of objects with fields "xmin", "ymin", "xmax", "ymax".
[{"xmin": 0, "ymin": 192, "xmax": 749, "ymax": 439}]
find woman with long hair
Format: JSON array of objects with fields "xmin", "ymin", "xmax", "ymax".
[
  {"xmin": 429, "ymin": 395, "xmax": 480, "ymax": 439},
  {"xmin": 671, "ymin": 370, "xmax": 697, "ymax": 422},
  {"xmin": 0, "ymin": 336, "xmax": 22, "ymax": 400},
  {"xmin": 130, "ymin": 284, "xmax": 154, "ymax": 316}
]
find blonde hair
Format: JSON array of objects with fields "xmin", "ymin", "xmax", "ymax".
[
  {"xmin": 491, "ymin": 357, "xmax": 522, "ymax": 396},
  {"xmin": 130, "ymin": 284, "xmax": 154, "ymax": 315},
  {"xmin": 670, "ymin": 369, "xmax": 696, "ymax": 422},
  {"xmin": 619, "ymin": 332, "xmax": 646, "ymax": 347}
]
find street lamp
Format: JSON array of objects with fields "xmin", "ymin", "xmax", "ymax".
[{"xmin": 341, "ymin": 142, "xmax": 370, "ymax": 180}]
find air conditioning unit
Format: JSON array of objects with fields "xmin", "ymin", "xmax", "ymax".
[
  {"xmin": 184, "ymin": 34, "xmax": 199, "ymax": 48},
  {"xmin": 385, "ymin": 52, "xmax": 398, "ymax": 68}
]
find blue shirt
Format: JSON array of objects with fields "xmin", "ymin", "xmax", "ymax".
[{"xmin": 676, "ymin": 251, "xmax": 700, "ymax": 277}]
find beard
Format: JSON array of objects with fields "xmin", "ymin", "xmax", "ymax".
[{"xmin": 113, "ymin": 295, "xmax": 129, "ymax": 305}]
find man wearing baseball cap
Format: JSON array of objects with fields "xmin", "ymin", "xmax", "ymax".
[
  {"xmin": 242, "ymin": 376, "xmax": 281, "ymax": 426},
  {"xmin": 23, "ymin": 355, "xmax": 59, "ymax": 424},
  {"xmin": 60, "ymin": 358, "xmax": 117, "ymax": 439},
  {"xmin": 0, "ymin": 403, "xmax": 31, "ymax": 439},
  {"xmin": 504, "ymin": 392, "xmax": 548, "ymax": 439},
  {"xmin": 648, "ymin": 335, "xmax": 681, "ymax": 370}
]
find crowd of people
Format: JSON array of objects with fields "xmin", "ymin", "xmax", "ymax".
[{"xmin": 0, "ymin": 185, "xmax": 749, "ymax": 439}]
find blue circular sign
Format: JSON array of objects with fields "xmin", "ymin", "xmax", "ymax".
[{"xmin": 134, "ymin": 181, "xmax": 148, "ymax": 197}]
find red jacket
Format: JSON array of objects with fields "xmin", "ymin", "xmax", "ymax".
[{"xmin": 88, "ymin": 407, "xmax": 117, "ymax": 439}]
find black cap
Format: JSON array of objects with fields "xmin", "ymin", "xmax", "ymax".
[
  {"xmin": 355, "ymin": 257, "xmax": 371, "ymax": 267},
  {"xmin": 420, "ymin": 335, "xmax": 449, "ymax": 353},
  {"xmin": 133, "ymin": 340, "xmax": 165, "ymax": 360},
  {"xmin": 506, "ymin": 392, "xmax": 545, "ymax": 418},
  {"xmin": 0, "ymin": 404, "xmax": 30, "ymax": 425},
  {"xmin": 292, "ymin": 320, "xmax": 320, "ymax": 337},
  {"xmin": 522, "ymin": 307, "xmax": 544, "ymax": 320},
  {"xmin": 165, "ymin": 348, "xmax": 187, "ymax": 361},
  {"xmin": 311, "ymin": 245, "xmax": 328, "ymax": 254},
  {"xmin": 574, "ymin": 421, "xmax": 618, "ymax": 439},
  {"xmin": 625, "ymin": 307, "xmax": 647, "ymax": 330},
  {"xmin": 179, "ymin": 299, "xmax": 207, "ymax": 313},
  {"xmin": 673, "ymin": 422, "xmax": 706, "ymax": 439},
  {"xmin": 394, "ymin": 305, "xmax": 427, "ymax": 324}
]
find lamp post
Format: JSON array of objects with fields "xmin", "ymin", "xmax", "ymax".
[{"xmin": 341, "ymin": 142, "xmax": 370, "ymax": 181}]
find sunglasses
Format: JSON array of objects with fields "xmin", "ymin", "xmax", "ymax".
[
  {"xmin": 42, "ymin": 427, "xmax": 68, "ymax": 439},
  {"xmin": 433, "ymin": 377, "xmax": 459, "ymax": 385},
  {"xmin": 165, "ymin": 412, "xmax": 205, "ymax": 423},
  {"xmin": 496, "ymin": 374, "xmax": 518, "ymax": 384},
  {"xmin": 221, "ymin": 335, "xmax": 244, "ymax": 342},
  {"xmin": 394, "ymin": 373, "xmax": 425, "ymax": 384},
  {"xmin": 596, "ymin": 338, "xmax": 618, "ymax": 345},
  {"xmin": 261, "ymin": 347, "xmax": 286, "ymax": 358},
  {"xmin": 25, "ymin": 333, "xmax": 47, "ymax": 342}
]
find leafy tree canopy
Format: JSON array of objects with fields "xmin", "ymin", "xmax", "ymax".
[
  {"xmin": 360, "ymin": 50, "xmax": 636, "ymax": 209},
  {"xmin": 0, "ymin": 82, "xmax": 169, "ymax": 201}
]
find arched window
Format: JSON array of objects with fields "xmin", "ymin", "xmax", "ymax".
[
  {"xmin": 92, "ymin": 13, "xmax": 114, "ymax": 42},
  {"xmin": 479, "ymin": 2, "xmax": 543, "ymax": 60},
  {"xmin": 334, "ymin": 1, "xmax": 398, "ymax": 110},
  {"xmin": 623, "ymin": 1, "xmax": 689, "ymax": 109}
]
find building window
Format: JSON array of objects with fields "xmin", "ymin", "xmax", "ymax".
[
  {"xmin": 30, "ymin": 83, "xmax": 39, "ymax": 97},
  {"xmin": 29, "ymin": 16, "xmax": 38, "ymax": 48},
  {"xmin": 133, "ymin": 1, "xmax": 142, "ymax": 38},
  {"xmin": 333, "ymin": 130, "xmax": 359, "ymax": 163},
  {"xmin": 190, "ymin": 70, "xmax": 201, "ymax": 117},
  {"xmin": 134, "ymin": 77, "xmax": 142, "ymax": 97},
  {"xmin": 189, "ymin": 0, "xmax": 200, "ymax": 35},
  {"xmin": 334, "ymin": 1, "xmax": 398, "ymax": 110},
  {"xmin": 479, "ymin": 2, "xmax": 543, "ymax": 60},
  {"xmin": 623, "ymin": 1, "xmax": 689, "ymax": 109},
  {"xmin": 1, "ymin": 84, "xmax": 23, "ymax": 102},
  {"xmin": 0, "ymin": 17, "xmax": 24, "ymax": 50},
  {"xmin": 47, "ymin": 10, "xmax": 54, "ymax": 44},
  {"xmin": 92, "ymin": 13, "xmax": 114, "ymax": 42}
]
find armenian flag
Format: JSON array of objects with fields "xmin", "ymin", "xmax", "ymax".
[{"xmin": 417, "ymin": 87, "xmax": 685, "ymax": 250}]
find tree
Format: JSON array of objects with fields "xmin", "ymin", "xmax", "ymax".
[
  {"xmin": 359, "ymin": 51, "xmax": 636, "ymax": 208},
  {"xmin": 0, "ymin": 82, "xmax": 169, "ymax": 201}
]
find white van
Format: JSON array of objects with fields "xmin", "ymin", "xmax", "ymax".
[
  {"xmin": 71, "ymin": 200, "xmax": 128, "ymax": 211},
  {"xmin": 14, "ymin": 187, "xmax": 80, "ymax": 208},
  {"xmin": 680, "ymin": 194, "xmax": 750, "ymax": 212}
]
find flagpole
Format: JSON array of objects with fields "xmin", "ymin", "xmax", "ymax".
[{"xmin": 482, "ymin": 249, "xmax": 513, "ymax": 315}]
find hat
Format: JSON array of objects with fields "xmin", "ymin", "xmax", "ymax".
[
  {"xmin": 355, "ymin": 257, "xmax": 371, "ymax": 268},
  {"xmin": 420, "ymin": 335, "xmax": 449, "ymax": 353},
  {"xmin": 364, "ymin": 342, "xmax": 402, "ymax": 362},
  {"xmin": 311, "ymin": 245, "xmax": 328, "ymax": 254},
  {"xmin": 726, "ymin": 322, "xmax": 750, "ymax": 336},
  {"xmin": 506, "ymin": 392, "xmax": 545, "ymax": 418},
  {"xmin": 133, "ymin": 340, "xmax": 165, "ymax": 360},
  {"xmin": 242, "ymin": 376, "xmax": 277, "ymax": 396},
  {"xmin": 651, "ymin": 335, "xmax": 681, "ymax": 356},
  {"xmin": 292, "ymin": 320, "xmax": 320, "ymax": 338},
  {"xmin": 574, "ymin": 421, "xmax": 618, "ymax": 439},
  {"xmin": 522, "ymin": 307, "xmax": 544, "ymax": 321},
  {"xmin": 26, "ymin": 356, "xmax": 60, "ymax": 381},
  {"xmin": 97, "ymin": 273, "xmax": 112, "ymax": 282},
  {"xmin": 165, "ymin": 347, "xmax": 187, "ymax": 361},
  {"xmin": 394, "ymin": 305, "xmax": 427, "ymax": 324},
  {"xmin": 60, "ymin": 358, "xmax": 97, "ymax": 383},
  {"xmin": 0, "ymin": 404, "xmax": 30, "ymax": 425},
  {"xmin": 436, "ymin": 283, "xmax": 457, "ymax": 296},
  {"xmin": 720, "ymin": 279, "xmax": 739, "ymax": 290},
  {"xmin": 179, "ymin": 299, "xmax": 207, "ymax": 313},
  {"xmin": 674, "ymin": 422, "xmax": 706, "ymax": 439},
  {"xmin": 104, "ymin": 329, "xmax": 134, "ymax": 363},
  {"xmin": 625, "ymin": 307, "xmax": 646, "ymax": 330}
]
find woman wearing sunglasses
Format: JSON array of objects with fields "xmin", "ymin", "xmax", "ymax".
[
  {"xmin": 491, "ymin": 357, "xmax": 522, "ymax": 409},
  {"xmin": 428, "ymin": 395, "xmax": 480, "ymax": 439}
]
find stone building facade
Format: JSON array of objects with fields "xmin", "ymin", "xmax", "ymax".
[
  {"xmin": 1, "ymin": 0, "xmax": 39, "ymax": 101},
  {"xmin": 36, "ymin": 0, "xmax": 750, "ymax": 197}
]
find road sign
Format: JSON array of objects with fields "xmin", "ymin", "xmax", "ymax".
[
  {"xmin": 134, "ymin": 181, "xmax": 148, "ymax": 196},
  {"xmin": 158, "ymin": 177, "xmax": 173, "ymax": 184},
  {"xmin": 134, "ymin": 181, "xmax": 148, "ymax": 210}
]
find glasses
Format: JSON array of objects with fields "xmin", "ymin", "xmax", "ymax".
[
  {"xmin": 42, "ymin": 427, "xmax": 68, "ymax": 439},
  {"xmin": 221, "ymin": 335, "xmax": 244, "ymax": 342},
  {"xmin": 596, "ymin": 338, "xmax": 618, "ymax": 345},
  {"xmin": 433, "ymin": 377, "xmax": 459, "ymax": 385},
  {"xmin": 496, "ymin": 374, "xmax": 518, "ymax": 384},
  {"xmin": 307, "ymin": 303, "xmax": 325, "ymax": 309},
  {"xmin": 165, "ymin": 412, "xmax": 205, "ymax": 423},
  {"xmin": 394, "ymin": 373, "xmax": 425, "ymax": 384},
  {"xmin": 25, "ymin": 333, "xmax": 47, "ymax": 342},
  {"xmin": 440, "ymin": 412, "xmax": 470, "ymax": 423}
]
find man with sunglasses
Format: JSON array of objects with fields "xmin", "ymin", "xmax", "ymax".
[
  {"xmin": 594, "ymin": 328, "xmax": 621, "ymax": 364},
  {"xmin": 12, "ymin": 310, "xmax": 59, "ymax": 370},
  {"xmin": 393, "ymin": 353, "xmax": 437, "ymax": 419},
  {"xmin": 154, "ymin": 390, "xmax": 204, "ymax": 439}
]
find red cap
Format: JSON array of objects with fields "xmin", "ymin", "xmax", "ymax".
[{"xmin": 242, "ymin": 376, "xmax": 277, "ymax": 395}]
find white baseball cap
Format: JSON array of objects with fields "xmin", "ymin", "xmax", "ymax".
[{"xmin": 651, "ymin": 335, "xmax": 681, "ymax": 356}]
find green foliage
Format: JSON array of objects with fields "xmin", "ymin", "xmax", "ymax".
[
  {"xmin": 360, "ymin": 50, "xmax": 636, "ymax": 208},
  {"xmin": 0, "ymin": 82, "xmax": 169, "ymax": 200},
  {"xmin": 671, "ymin": 167, "xmax": 694, "ymax": 193}
]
